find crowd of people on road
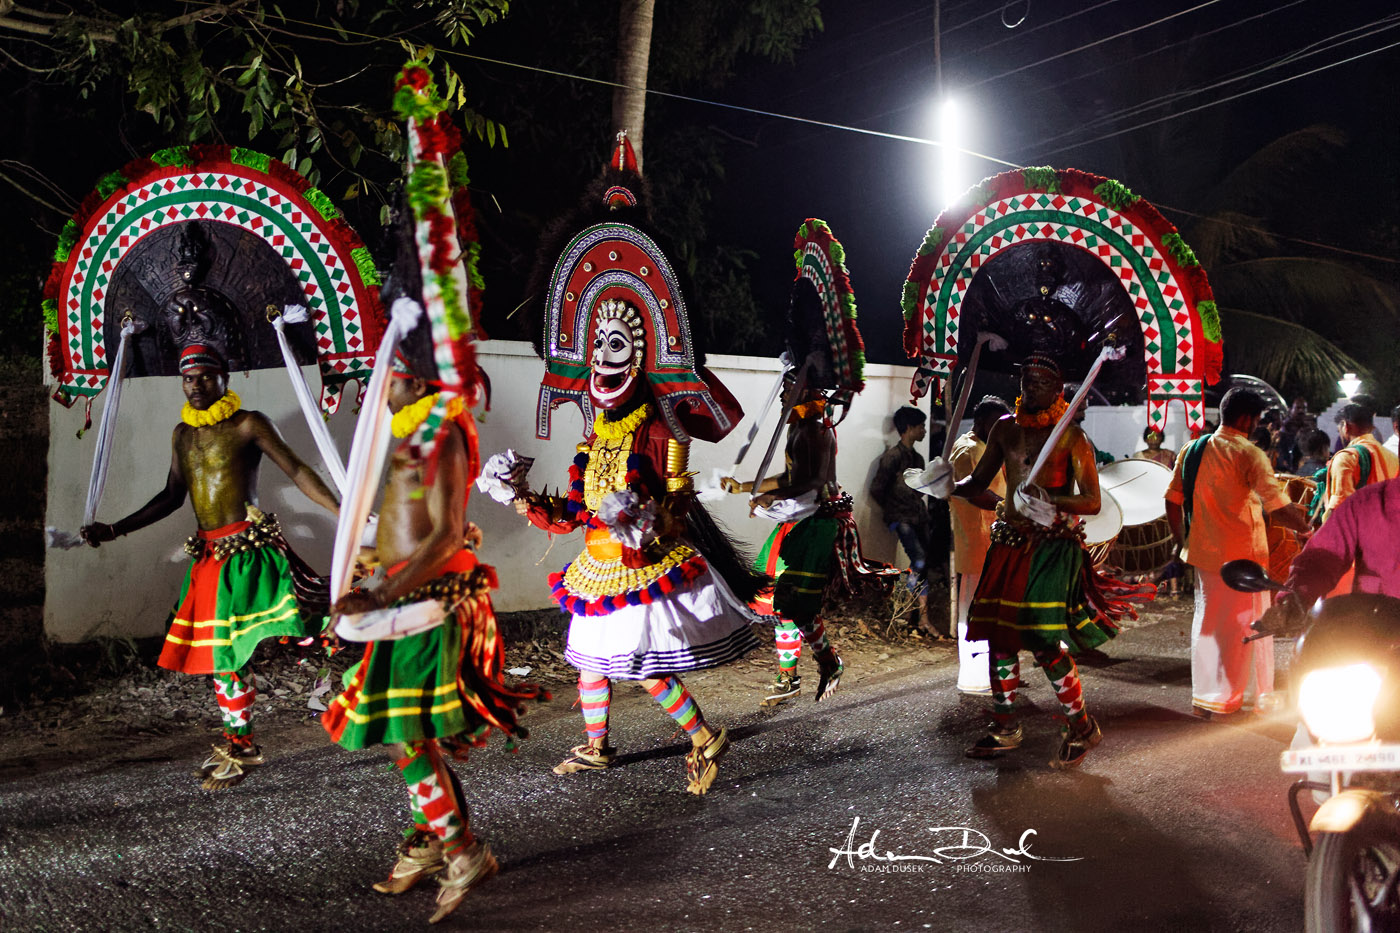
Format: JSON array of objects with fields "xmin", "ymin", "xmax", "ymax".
[{"xmin": 62, "ymin": 116, "xmax": 1400, "ymax": 923}]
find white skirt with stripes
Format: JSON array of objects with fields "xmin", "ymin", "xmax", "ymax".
[{"xmin": 563, "ymin": 567, "xmax": 763, "ymax": 680}]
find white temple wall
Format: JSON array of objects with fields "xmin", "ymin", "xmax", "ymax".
[{"xmin": 44, "ymin": 341, "xmax": 923, "ymax": 641}]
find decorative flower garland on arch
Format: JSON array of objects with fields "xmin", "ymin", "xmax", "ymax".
[
  {"xmin": 901, "ymin": 166, "xmax": 1221, "ymax": 434},
  {"xmin": 41, "ymin": 144, "xmax": 386, "ymax": 418}
]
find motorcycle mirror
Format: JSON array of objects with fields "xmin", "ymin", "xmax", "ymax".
[{"xmin": 1220, "ymin": 559, "xmax": 1286, "ymax": 593}]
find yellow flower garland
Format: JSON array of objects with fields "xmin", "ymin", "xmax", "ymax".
[
  {"xmin": 181, "ymin": 390, "xmax": 242, "ymax": 428},
  {"xmin": 392, "ymin": 392, "xmax": 466, "ymax": 438},
  {"xmin": 592, "ymin": 403, "xmax": 651, "ymax": 442},
  {"xmin": 1014, "ymin": 395, "xmax": 1068, "ymax": 429}
]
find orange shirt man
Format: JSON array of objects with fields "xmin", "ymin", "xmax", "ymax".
[{"xmin": 1165, "ymin": 389, "xmax": 1309, "ymax": 716}]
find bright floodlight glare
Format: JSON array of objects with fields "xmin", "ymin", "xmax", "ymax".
[
  {"xmin": 1338, "ymin": 373, "xmax": 1363, "ymax": 398},
  {"xmin": 1299, "ymin": 663, "xmax": 1382, "ymax": 744},
  {"xmin": 938, "ymin": 97, "xmax": 962, "ymax": 214}
]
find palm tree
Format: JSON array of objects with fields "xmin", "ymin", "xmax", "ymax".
[
  {"xmin": 613, "ymin": 0, "xmax": 655, "ymax": 170},
  {"xmin": 1186, "ymin": 126, "xmax": 1398, "ymax": 406}
]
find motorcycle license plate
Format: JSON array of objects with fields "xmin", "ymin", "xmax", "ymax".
[{"xmin": 1281, "ymin": 745, "xmax": 1400, "ymax": 772}]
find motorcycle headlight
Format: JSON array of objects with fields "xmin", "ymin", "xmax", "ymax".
[{"xmin": 1298, "ymin": 664, "xmax": 1384, "ymax": 744}]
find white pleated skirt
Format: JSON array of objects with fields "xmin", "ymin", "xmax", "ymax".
[{"xmin": 563, "ymin": 567, "xmax": 763, "ymax": 680}]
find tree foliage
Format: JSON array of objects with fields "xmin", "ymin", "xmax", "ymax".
[
  {"xmin": 1185, "ymin": 125, "xmax": 1400, "ymax": 407},
  {"xmin": 1, "ymin": 0, "xmax": 824, "ymax": 360},
  {"xmin": 2, "ymin": 1, "xmax": 510, "ymax": 203}
]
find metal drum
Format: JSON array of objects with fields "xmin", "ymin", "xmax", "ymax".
[
  {"xmin": 1267, "ymin": 473, "xmax": 1317, "ymax": 581},
  {"xmin": 1081, "ymin": 490, "xmax": 1123, "ymax": 567},
  {"xmin": 1101, "ymin": 458, "xmax": 1175, "ymax": 574}
]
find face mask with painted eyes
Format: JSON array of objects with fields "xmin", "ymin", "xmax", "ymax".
[{"xmin": 589, "ymin": 316, "xmax": 641, "ymax": 409}]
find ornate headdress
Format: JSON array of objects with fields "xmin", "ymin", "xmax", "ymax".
[
  {"xmin": 42, "ymin": 145, "xmax": 386, "ymax": 424},
  {"xmin": 785, "ymin": 218, "xmax": 867, "ymax": 420},
  {"xmin": 531, "ymin": 131, "xmax": 742, "ymax": 444},
  {"xmin": 384, "ymin": 59, "xmax": 490, "ymax": 486},
  {"xmin": 901, "ymin": 166, "xmax": 1221, "ymax": 434}
]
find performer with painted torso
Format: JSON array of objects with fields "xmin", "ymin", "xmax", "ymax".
[
  {"xmin": 503, "ymin": 133, "xmax": 764, "ymax": 795},
  {"xmin": 917, "ymin": 354, "xmax": 1150, "ymax": 766},
  {"xmin": 725, "ymin": 375, "xmax": 847, "ymax": 705},
  {"xmin": 324, "ymin": 354, "xmax": 545, "ymax": 923},
  {"xmin": 320, "ymin": 62, "xmax": 548, "ymax": 922},
  {"xmin": 82, "ymin": 343, "xmax": 337, "ymax": 788},
  {"xmin": 720, "ymin": 219, "xmax": 892, "ymax": 705}
]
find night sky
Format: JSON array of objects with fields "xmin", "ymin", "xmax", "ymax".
[{"xmin": 690, "ymin": 0, "xmax": 1400, "ymax": 365}]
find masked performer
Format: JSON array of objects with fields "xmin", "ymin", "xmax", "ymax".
[
  {"xmin": 722, "ymin": 219, "xmax": 887, "ymax": 706},
  {"xmin": 82, "ymin": 343, "xmax": 337, "ymax": 788},
  {"xmin": 506, "ymin": 133, "xmax": 764, "ymax": 796},
  {"xmin": 915, "ymin": 353, "xmax": 1149, "ymax": 767}
]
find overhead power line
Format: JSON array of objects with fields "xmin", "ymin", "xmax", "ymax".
[
  {"xmin": 1025, "ymin": 0, "xmax": 1315, "ymax": 99},
  {"xmin": 968, "ymin": 0, "xmax": 1226, "ymax": 88},
  {"xmin": 1038, "ymin": 36, "xmax": 1400, "ymax": 160},
  {"xmin": 267, "ymin": 13, "xmax": 1399, "ymax": 265},
  {"xmin": 1023, "ymin": 14, "xmax": 1400, "ymax": 153}
]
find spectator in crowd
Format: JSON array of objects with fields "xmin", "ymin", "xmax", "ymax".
[
  {"xmin": 871, "ymin": 406, "xmax": 943, "ymax": 637},
  {"xmin": 1135, "ymin": 426, "xmax": 1176, "ymax": 468}
]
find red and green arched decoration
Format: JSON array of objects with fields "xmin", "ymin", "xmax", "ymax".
[
  {"xmin": 793, "ymin": 218, "xmax": 866, "ymax": 416},
  {"xmin": 901, "ymin": 167, "xmax": 1222, "ymax": 433},
  {"xmin": 42, "ymin": 144, "xmax": 386, "ymax": 414}
]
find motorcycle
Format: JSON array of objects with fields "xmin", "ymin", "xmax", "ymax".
[{"xmin": 1222, "ymin": 558, "xmax": 1400, "ymax": 932}]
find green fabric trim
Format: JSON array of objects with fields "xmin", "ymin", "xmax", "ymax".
[
  {"xmin": 1198, "ymin": 300, "xmax": 1221, "ymax": 343},
  {"xmin": 54, "ymin": 219, "xmax": 79, "ymax": 263},
  {"xmin": 350, "ymin": 247, "xmax": 381, "ymax": 286},
  {"xmin": 150, "ymin": 146, "xmax": 192, "ymax": 167},
  {"xmin": 95, "ymin": 170, "xmax": 127, "ymax": 199},
  {"xmin": 916, "ymin": 225, "xmax": 944, "ymax": 257},
  {"xmin": 41, "ymin": 298, "xmax": 58, "ymax": 335},
  {"xmin": 407, "ymin": 162, "xmax": 449, "ymax": 217},
  {"xmin": 900, "ymin": 280, "xmax": 921, "ymax": 319},
  {"xmin": 1161, "ymin": 232, "xmax": 1199, "ymax": 267},
  {"xmin": 1021, "ymin": 166, "xmax": 1061, "ymax": 193},
  {"xmin": 1092, "ymin": 178, "xmax": 1139, "ymax": 211},
  {"xmin": 303, "ymin": 187, "xmax": 343, "ymax": 221},
  {"xmin": 229, "ymin": 147, "xmax": 272, "ymax": 174}
]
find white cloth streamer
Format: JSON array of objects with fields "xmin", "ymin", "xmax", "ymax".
[
  {"xmin": 47, "ymin": 317, "xmax": 138, "ymax": 550},
  {"xmin": 329, "ymin": 297, "xmax": 423, "ymax": 608},
  {"xmin": 752, "ymin": 490, "xmax": 820, "ymax": 523},
  {"xmin": 271, "ymin": 305, "xmax": 348, "ymax": 495}
]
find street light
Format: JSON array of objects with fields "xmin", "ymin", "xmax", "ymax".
[
  {"xmin": 1338, "ymin": 373, "xmax": 1362, "ymax": 398},
  {"xmin": 938, "ymin": 96, "xmax": 962, "ymax": 213}
]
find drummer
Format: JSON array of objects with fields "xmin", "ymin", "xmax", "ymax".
[{"xmin": 914, "ymin": 353, "xmax": 1152, "ymax": 768}]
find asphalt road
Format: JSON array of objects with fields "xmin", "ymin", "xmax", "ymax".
[{"xmin": 0, "ymin": 610, "xmax": 1307, "ymax": 933}]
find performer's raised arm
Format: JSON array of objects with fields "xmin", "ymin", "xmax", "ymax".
[{"xmin": 248, "ymin": 412, "xmax": 339, "ymax": 515}]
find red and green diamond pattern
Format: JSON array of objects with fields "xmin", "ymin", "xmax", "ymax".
[
  {"xmin": 907, "ymin": 187, "xmax": 1210, "ymax": 433},
  {"xmin": 57, "ymin": 168, "xmax": 377, "ymax": 414}
]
